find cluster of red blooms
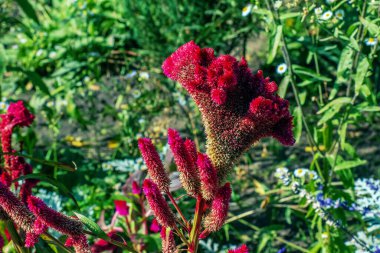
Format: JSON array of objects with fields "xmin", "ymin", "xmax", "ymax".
[
  {"xmin": 0, "ymin": 101, "xmax": 90, "ymax": 253},
  {"xmin": 136, "ymin": 41, "xmax": 294, "ymax": 252}
]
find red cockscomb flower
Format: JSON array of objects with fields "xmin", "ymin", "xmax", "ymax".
[
  {"xmin": 0, "ymin": 101, "xmax": 34, "ymax": 168},
  {"xmin": 143, "ymin": 179, "xmax": 176, "ymax": 229},
  {"xmin": 228, "ymin": 244, "xmax": 249, "ymax": 253},
  {"xmin": 162, "ymin": 41, "xmax": 294, "ymax": 182},
  {"xmin": 203, "ymin": 182, "xmax": 231, "ymax": 232},
  {"xmin": 138, "ymin": 138, "xmax": 170, "ymax": 193},
  {"xmin": 167, "ymin": 129, "xmax": 200, "ymax": 196}
]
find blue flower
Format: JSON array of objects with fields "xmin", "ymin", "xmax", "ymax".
[{"xmin": 277, "ymin": 247, "xmax": 287, "ymax": 253}]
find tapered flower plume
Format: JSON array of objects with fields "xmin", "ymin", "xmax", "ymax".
[
  {"xmin": 203, "ymin": 182, "xmax": 231, "ymax": 232},
  {"xmin": 27, "ymin": 196, "xmax": 84, "ymax": 236},
  {"xmin": 0, "ymin": 182, "xmax": 34, "ymax": 233},
  {"xmin": 143, "ymin": 179, "xmax": 176, "ymax": 229},
  {"xmin": 197, "ymin": 153, "xmax": 218, "ymax": 200},
  {"xmin": 167, "ymin": 129, "xmax": 200, "ymax": 196},
  {"xmin": 138, "ymin": 138, "xmax": 170, "ymax": 193},
  {"xmin": 162, "ymin": 41, "xmax": 294, "ymax": 182},
  {"xmin": 25, "ymin": 219, "xmax": 47, "ymax": 247},
  {"xmin": 161, "ymin": 227, "xmax": 177, "ymax": 253},
  {"xmin": 0, "ymin": 101, "xmax": 34, "ymax": 167},
  {"xmin": 228, "ymin": 244, "xmax": 249, "ymax": 253}
]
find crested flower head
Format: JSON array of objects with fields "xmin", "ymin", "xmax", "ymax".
[
  {"xmin": 168, "ymin": 129, "xmax": 200, "ymax": 196},
  {"xmin": 143, "ymin": 179, "xmax": 176, "ymax": 229},
  {"xmin": 162, "ymin": 41, "xmax": 294, "ymax": 182},
  {"xmin": 138, "ymin": 138, "xmax": 170, "ymax": 192},
  {"xmin": 0, "ymin": 101, "xmax": 35, "ymax": 129},
  {"xmin": 204, "ymin": 182, "xmax": 232, "ymax": 232},
  {"xmin": 114, "ymin": 200, "xmax": 129, "ymax": 216},
  {"xmin": 197, "ymin": 153, "xmax": 218, "ymax": 200},
  {"xmin": 27, "ymin": 196, "xmax": 84, "ymax": 237},
  {"xmin": 228, "ymin": 244, "xmax": 249, "ymax": 253},
  {"xmin": 160, "ymin": 227, "xmax": 177, "ymax": 253}
]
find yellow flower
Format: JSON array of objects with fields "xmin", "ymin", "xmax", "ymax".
[{"xmin": 107, "ymin": 140, "xmax": 119, "ymax": 149}]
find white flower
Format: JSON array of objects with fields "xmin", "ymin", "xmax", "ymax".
[
  {"xmin": 365, "ymin": 38, "xmax": 378, "ymax": 46},
  {"xmin": 18, "ymin": 35, "xmax": 27, "ymax": 44},
  {"xmin": 320, "ymin": 11, "xmax": 333, "ymax": 20},
  {"xmin": 276, "ymin": 63, "xmax": 287, "ymax": 74},
  {"xmin": 273, "ymin": 0, "xmax": 282, "ymax": 9},
  {"xmin": 0, "ymin": 101, "xmax": 9, "ymax": 111},
  {"xmin": 321, "ymin": 232, "xmax": 329, "ymax": 239},
  {"xmin": 125, "ymin": 71, "xmax": 137, "ymax": 79},
  {"xmin": 139, "ymin": 71, "xmax": 150, "ymax": 80},
  {"xmin": 49, "ymin": 51, "xmax": 57, "ymax": 59},
  {"xmin": 335, "ymin": 9, "xmax": 344, "ymax": 19},
  {"xmin": 308, "ymin": 170, "xmax": 319, "ymax": 180},
  {"xmin": 275, "ymin": 167, "xmax": 288, "ymax": 178},
  {"xmin": 242, "ymin": 4, "xmax": 252, "ymax": 17},
  {"xmin": 314, "ymin": 7, "xmax": 323, "ymax": 15},
  {"xmin": 36, "ymin": 49, "xmax": 44, "ymax": 57},
  {"xmin": 294, "ymin": 168, "xmax": 308, "ymax": 178},
  {"xmin": 132, "ymin": 89, "xmax": 141, "ymax": 98}
]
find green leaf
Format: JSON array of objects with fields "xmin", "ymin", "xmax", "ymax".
[
  {"xmin": 359, "ymin": 17, "xmax": 379, "ymax": 36},
  {"xmin": 317, "ymin": 97, "xmax": 351, "ymax": 114},
  {"xmin": 74, "ymin": 212, "xmax": 108, "ymax": 239},
  {"xmin": 360, "ymin": 106, "xmax": 380, "ymax": 112},
  {"xmin": 267, "ymin": 25, "xmax": 282, "ymax": 64},
  {"xmin": 278, "ymin": 76, "xmax": 290, "ymax": 98},
  {"xmin": 334, "ymin": 159, "xmax": 367, "ymax": 171},
  {"xmin": 354, "ymin": 57, "xmax": 369, "ymax": 95},
  {"xmin": 14, "ymin": 0, "xmax": 40, "ymax": 24},
  {"xmin": 336, "ymin": 46, "xmax": 353, "ymax": 84},
  {"xmin": 293, "ymin": 107, "xmax": 302, "ymax": 143},
  {"xmin": 14, "ymin": 173, "xmax": 79, "ymax": 208}
]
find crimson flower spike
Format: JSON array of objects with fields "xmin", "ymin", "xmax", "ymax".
[
  {"xmin": 0, "ymin": 182, "xmax": 34, "ymax": 233},
  {"xmin": 203, "ymin": 182, "xmax": 231, "ymax": 232},
  {"xmin": 197, "ymin": 153, "xmax": 218, "ymax": 200},
  {"xmin": 160, "ymin": 227, "xmax": 177, "ymax": 253},
  {"xmin": 228, "ymin": 244, "xmax": 249, "ymax": 253},
  {"xmin": 162, "ymin": 41, "xmax": 294, "ymax": 182},
  {"xmin": 143, "ymin": 179, "xmax": 177, "ymax": 229},
  {"xmin": 167, "ymin": 129, "xmax": 200, "ymax": 196},
  {"xmin": 138, "ymin": 138, "xmax": 170, "ymax": 193},
  {"xmin": 0, "ymin": 101, "xmax": 34, "ymax": 168},
  {"xmin": 27, "ymin": 196, "xmax": 91, "ymax": 253}
]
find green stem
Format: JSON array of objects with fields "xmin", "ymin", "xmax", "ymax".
[{"xmin": 189, "ymin": 196, "xmax": 205, "ymax": 253}]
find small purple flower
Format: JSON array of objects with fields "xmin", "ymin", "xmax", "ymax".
[{"xmin": 277, "ymin": 246, "xmax": 287, "ymax": 253}]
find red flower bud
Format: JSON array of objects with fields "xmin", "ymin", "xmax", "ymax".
[
  {"xmin": 143, "ymin": 179, "xmax": 176, "ymax": 229},
  {"xmin": 132, "ymin": 180, "xmax": 141, "ymax": 194},
  {"xmin": 138, "ymin": 138, "xmax": 170, "ymax": 192},
  {"xmin": 167, "ymin": 129, "xmax": 200, "ymax": 196},
  {"xmin": 150, "ymin": 218, "xmax": 161, "ymax": 233},
  {"xmin": 114, "ymin": 200, "xmax": 129, "ymax": 216},
  {"xmin": 204, "ymin": 182, "xmax": 231, "ymax": 232},
  {"xmin": 197, "ymin": 153, "xmax": 218, "ymax": 200}
]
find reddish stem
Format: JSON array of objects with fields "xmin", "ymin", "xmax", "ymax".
[
  {"xmin": 166, "ymin": 191, "xmax": 189, "ymax": 228},
  {"xmin": 189, "ymin": 195, "xmax": 205, "ymax": 253}
]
